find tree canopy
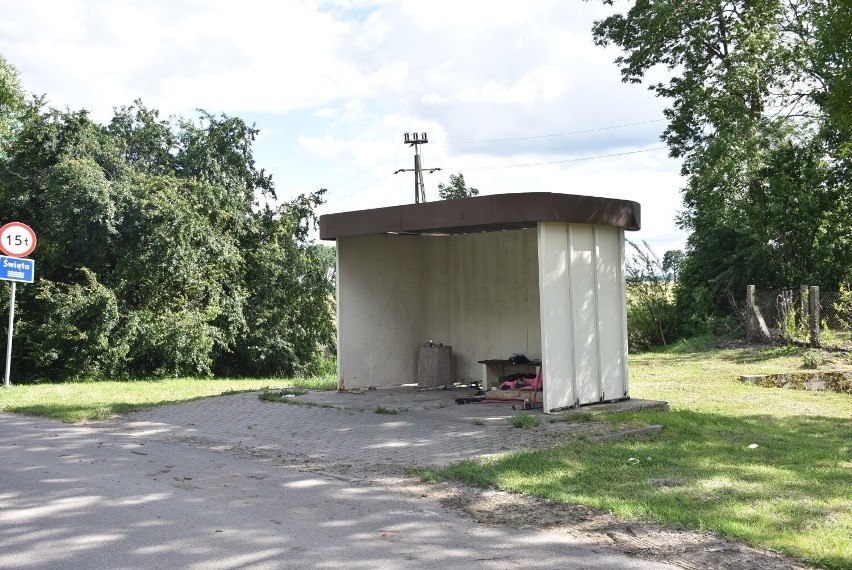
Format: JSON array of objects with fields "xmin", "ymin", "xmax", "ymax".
[
  {"xmin": 0, "ymin": 54, "xmax": 24, "ymax": 148},
  {"xmin": 437, "ymin": 173, "xmax": 479, "ymax": 200},
  {"xmin": 592, "ymin": 0, "xmax": 852, "ymax": 326},
  {"xmin": 0, "ymin": 80, "xmax": 334, "ymax": 381}
]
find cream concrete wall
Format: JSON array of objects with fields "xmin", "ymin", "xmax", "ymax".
[
  {"xmin": 537, "ymin": 223, "xmax": 629, "ymax": 411},
  {"xmin": 424, "ymin": 230, "xmax": 541, "ymax": 381},
  {"xmin": 336, "ymin": 234, "xmax": 425, "ymax": 389}
]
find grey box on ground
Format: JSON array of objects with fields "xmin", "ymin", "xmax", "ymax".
[{"xmin": 418, "ymin": 345, "xmax": 452, "ymax": 388}]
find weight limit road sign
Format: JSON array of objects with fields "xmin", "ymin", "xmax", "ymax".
[{"xmin": 0, "ymin": 222, "xmax": 37, "ymax": 258}]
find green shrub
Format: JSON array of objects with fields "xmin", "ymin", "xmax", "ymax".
[
  {"xmin": 802, "ymin": 351, "xmax": 822, "ymax": 369},
  {"xmin": 16, "ymin": 270, "xmax": 125, "ymax": 382},
  {"xmin": 508, "ymin": 412, "xmax": 540, "ymax": 429},
  {"xmin": 126, "ymin": 309, "xmax": 220, "ymax": 377},
  {"xmin": 836, "ymin": 285, "xmax": 852, "ymax": 332},
  {"xmin": 626, "ymin": 241, "xmax": 681, "ymax": 352}
]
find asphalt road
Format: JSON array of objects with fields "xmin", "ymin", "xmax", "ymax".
[{"xmin": 0, "ymin": 411, "xmax": 678, "ymax": 569}]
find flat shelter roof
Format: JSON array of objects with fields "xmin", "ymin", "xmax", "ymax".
[{"xmin": 319, "ymin": 192, "xmax": 641, "ymax": 240}]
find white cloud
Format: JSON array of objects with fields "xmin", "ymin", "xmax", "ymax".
[
  {"xmin": 0, "ymin": 0, "xmax": 687, "ymax": 254},
  {"xmin": 424, "ymin": 66, "xmax": 569, "ymax": 105}
]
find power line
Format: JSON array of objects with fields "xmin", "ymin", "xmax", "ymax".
[
  {"xmin": 335, "ymin": 146, "xmax": 670, "ymax": 202},
  {"xmin": 326, "ymin": 151, "xmax": 397, "ymax": 190},
  {"xmin": 445, "ymin": 119, "xmax": 667, "ymax": 145},
  {"xmin": 327, "ymin": 119, "xmax": 667, "ymax": 196},
  {"xmin": 335, "ymin": 176, "xmax": 388, "ymax": 200},
  {"xmin": 446, "ymin": 146, "xmax": 669, "ymax": 171}
]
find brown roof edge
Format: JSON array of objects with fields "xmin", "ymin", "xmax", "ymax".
[{"xmin": 319, "ymin": 192, "xmax": 640, "ymax": 240}]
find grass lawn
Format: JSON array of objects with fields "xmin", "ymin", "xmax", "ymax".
[
  {"xmin": 433, "ymin": 338, "xmax": 852, "ymax": 569},
  {"xmin": 0, "ymin": 375, "xmax": 336, "ymax": 423}
]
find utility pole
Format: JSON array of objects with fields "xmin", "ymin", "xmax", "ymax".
[{"xmin": 394, "ymin": 132, "xmax": 441, "ymax": 204}]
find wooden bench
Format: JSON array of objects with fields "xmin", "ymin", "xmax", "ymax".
[{"xmin": 478, "ymin": 359, "xmax": 542, "ymax": 390}]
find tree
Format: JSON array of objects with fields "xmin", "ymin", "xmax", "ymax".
[
  {"xmin": 222, "ymin": 190, "xmax": 335, "ymax": 377},
  {"xmin": 814, "ymin": 1, "xmax": 852, "ymax": 134},
  {"xmin": 0, "ymin": 54, "xmax": 24, "ymax": 148},
  {"xmin": 592, "ymin": 0, "xmax": 852, "ymax": 325},
  {"xmin": 662, "ymin": 250, "xmax": 684, "ymax": 281},
  {"xmin": 0, "ymin": 83, "xmax": 334, "ymax": 381},
  {"xmin": 437, "ymin": 173, "xmax": 479, "ymax": 200}
]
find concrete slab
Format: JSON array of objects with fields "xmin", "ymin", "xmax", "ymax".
[
  {"xmin": 292, "ymin": 385, "xmax": 668, "ymax": 417},
  {"xmin": 550, "ymin": 398, "xmax": 670, "ymax": 416},
  {"xmin": 290, "ymin": 385, "xmax": 478, "ymax": 412}
]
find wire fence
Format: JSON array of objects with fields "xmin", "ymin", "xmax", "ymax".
[{"xmin": 748, "ymin": 287, "xmax": 852, "ymax": 349}]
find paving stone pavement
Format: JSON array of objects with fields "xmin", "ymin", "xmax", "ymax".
[
  {"xmin": 89, "ymin": 391, "xmax": 640, "ymax": 467},
  {"xmin": 94, "ymin": 397, "xmax": 513, "ymax": 469},
  {"xmin": 90, "ymin": 389, "xmax": 598, "ymax": 470}
]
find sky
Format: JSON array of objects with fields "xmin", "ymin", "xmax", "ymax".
[{"xmin": 0, "ymin": 0, "xmax": 688, "ymax": 254}]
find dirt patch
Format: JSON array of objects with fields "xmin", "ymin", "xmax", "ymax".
[{"xmin": 433, "ymin": 483, "xmax": 815, "ymax": 570}]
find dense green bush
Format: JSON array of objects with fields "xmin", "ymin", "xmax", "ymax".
[{"xmin": 19, "ymin": 270, "xmax": 123, "ymax": 380}]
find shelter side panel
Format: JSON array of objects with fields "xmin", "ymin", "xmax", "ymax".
[
  {"xmin": 569, "ymin": 225, "xmax": 602, "ymax": 405},
  {"xmin": 595, "ymin": 225, "xmax": 628, "ymax": 400},
  {"xmin": 537, "ymin": 222, "xmax": 576, "ymax": 412},
  {"xmin": 337, "ymin": 235, "xmax": 425, "ymax": 388}
]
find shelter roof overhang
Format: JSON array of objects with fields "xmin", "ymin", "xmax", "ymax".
[{"xmin": 319, "ymin": 192, "xmax": 640, "ymax": 240}]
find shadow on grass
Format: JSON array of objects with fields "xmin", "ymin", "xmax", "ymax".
[
  {"xmin": 434, "ymin": 409, "xmax": 852, "ymax": 569},
  {"xmin": 631, "ymin": 336, "xmax": 739, "ymax": 364},
  {"xmin": 719, "ymin": 345, "xmax": 810, "ymax": 364},
  {"xmin": 635, "ymin": 343, "xmax": 816, "ymax": 369}
]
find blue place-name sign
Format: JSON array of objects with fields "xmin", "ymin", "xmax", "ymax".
[{"xmin": 0, "ymin": 255, "xmax": 35, "ymax": 283}]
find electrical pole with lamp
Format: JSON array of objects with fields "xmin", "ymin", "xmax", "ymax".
[{"xmin": 393, "ymin": 132, "xmax": 441, "ymax": 204}]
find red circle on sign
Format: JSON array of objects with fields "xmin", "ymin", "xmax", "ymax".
[{"xmin": 0, "ymin": 222, "xmax": 37, "ymax": 257}]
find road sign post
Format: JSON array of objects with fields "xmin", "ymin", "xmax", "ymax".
[
  {"xmin": 1, "ymin": 222, "xmax": 37, "ymax": 387},
  {"xmin": 4, "ymin": 282, "xmax": 15, "ymax": 388}
]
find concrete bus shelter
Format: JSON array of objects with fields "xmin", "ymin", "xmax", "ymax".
[{"xmin": 319, "ymin": 192, "xmax": 640, "ymax": 414}]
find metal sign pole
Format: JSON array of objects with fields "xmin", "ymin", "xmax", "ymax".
[{"xmin": 4, "ymin": 281, "xmax": 15, "ymax": 387}]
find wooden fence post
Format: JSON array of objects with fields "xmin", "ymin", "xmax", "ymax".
[
  {"xmin": 747, "ymin": 285, "xmax": 755, "ymax": 343},
  {"xmin": 809, "ymin": 286, "xmax": 820, "ymax": 347}
]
